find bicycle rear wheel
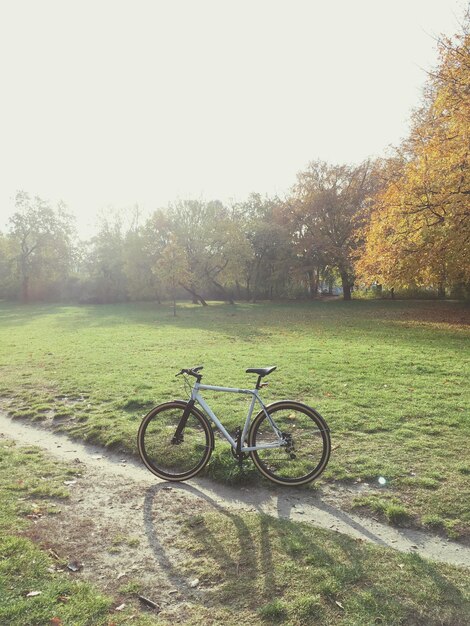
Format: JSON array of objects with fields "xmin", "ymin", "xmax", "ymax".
[
  {"xmin": 248, "ymin": 401, "xmax": 331, "ymax": 486},
  {"xmin": 137, "ymin": 401, "xmax": 214, "ymax": 481}
]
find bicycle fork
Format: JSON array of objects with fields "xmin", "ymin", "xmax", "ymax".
[{"xmin": 171, "ymin": 399, "xmax": 196, "ymax": 444}]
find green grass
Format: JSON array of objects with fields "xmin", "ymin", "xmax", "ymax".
[
  {"xmin": 167, "ymin": 507, "xmax": 470, "ymax": 625},
  {"xmin": 2, "ymin": 438, "xmax": 469, "ymax": 625},
  {"xmin": 0, "ymin": 299, "xmax": 469, "ymax": 536},
  {"xmin": 0, "ymin": 440, "xmax": 158, "ymax": 626},
  {"xmin": 352, "ymin": 495, "xmax": 412, "ymax": 525}
]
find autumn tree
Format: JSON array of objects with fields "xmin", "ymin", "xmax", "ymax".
[
  {"xmin": 168, "ymin": 199, "xmax": 252, "ymax": 304},
  {"xmin": 357, "ymin": 19, "xmax": 470, "ymax": 294},
  {"xmin": 231, "ymin": 194, "xmax": 293, "ymax": 300},
  {"xmin": 291, "ymin": 161, "xmax": 372, "ymax": 300}
]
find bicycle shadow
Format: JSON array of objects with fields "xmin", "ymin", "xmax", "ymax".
[
  {"xmin": 143, "ymin": 481, "xmax": 373, "ymax": 604},
  {"xmin": 143, "ymin": 482, "xmax": 261, "ymax": 593},
  {"xmin": 190, "ymin": 476, "xmax": 391, "ymax": 547},
  {"xmin": 143, "ymin": 481, "xmax": 332, "ymax": 602},
  {"xmin": 142, "ymin": 481, "xmax": 468, "ymax": 621}
]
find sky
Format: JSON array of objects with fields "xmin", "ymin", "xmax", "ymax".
[{"xmin": 0, "ymin": 0, "xmax": 466, "ymax": 236}]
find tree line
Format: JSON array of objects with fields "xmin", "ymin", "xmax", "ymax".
[{"xmin": 1, "ymin": 18, "xmax": 469, "ymax": 305}]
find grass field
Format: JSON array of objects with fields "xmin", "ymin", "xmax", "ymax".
[
  {"xmin": 1, "ymin": 439, "xmax": 469, "ymax": 625},
  {"xmin": 0, "ymin": 299, "xmax": 469, "ymax": 537},
  {"xmin": 0, "ymin": 439, "xmax": 156, "ymax": 626}
]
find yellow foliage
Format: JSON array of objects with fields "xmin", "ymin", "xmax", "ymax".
[{"xmin": 357, "ymin": 27, "xmax": 470, "ymax": 290}]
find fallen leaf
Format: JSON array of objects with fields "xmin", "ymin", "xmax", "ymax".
[
  {"xmin": 138, "ymin": 595, "xmax": 160, "ymax": 611},
  {"xmin": 115, "ymin": 603, "xmax": 126, "ymax": 611},
  {"xmin": 57, "ymin": 595, "xmax": 70, "ymax": 603},
  {"xmin": 50, "ymin": 618, "xmax": 63, "ymax": 625},
  {"xmin": 26, "ymin": 591, "xmax": 42, "ymax": 597},
  {"xmin": 67, "ymin": 560, "xmax": 83, "ymax": 572},
  {"xmin": 48, "ymin": 549, "xmax": 61, "ymax": 561},
  {"xmin": 335, "ymin": 601, "xmax": 345, "ymax": 610}
]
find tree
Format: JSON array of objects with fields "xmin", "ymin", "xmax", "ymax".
[
  {"xmin": 8, "ymin": 191, "xmax": 75, "ymax": 301},
  {"xmin": 0, "ymin": 232, "xmax": 17, "ymax": 298},
  {"xmin": 154, "ymin": 235, "xmax": 190, "ymax": 316},
  {"xmin": 122, "ymin": 207, "xmax": 163, "ymax": 302},
  {"xmin": 291, "ymin": 161, "xmax": 371, "ymax": 300},
  {"xmin": 168, "ymin": 199, "xmax": 254, "ymax": 305},
  {"xmin": 167, "ymin": 200, "xmax": 212, "ymax": 305},
  {"xmin": 357, "ymin": 19, "xmax": 470, "ymax": 294},
  {"xmin": 86, "ymin": 210, "xmax": 128, "ymax": 303},
  {"xmin": 232, "ymin": 194, "xmax": 293, "ymax": 300}
]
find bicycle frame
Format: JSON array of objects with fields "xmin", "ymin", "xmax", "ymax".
[{"xmin": 190, "ymin": 381, "xmax": 284, "ymax": 453}]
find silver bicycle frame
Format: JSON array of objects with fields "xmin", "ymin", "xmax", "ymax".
[{"xmin": 190, "ymin": 381, "xmax": 284, "ymax": 453}]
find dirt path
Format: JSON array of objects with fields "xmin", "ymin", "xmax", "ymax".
[{"xmin": 1, "ymin": 412, "xmax": 469, "ymax": 576}]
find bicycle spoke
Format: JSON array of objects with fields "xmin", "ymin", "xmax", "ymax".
[
  {"xmin": 250, "ymin": 402, "xmax": 330, "ymax": 485},
  {"xmin": 138, "ymin": 402, "xmax": 213, "ymax": 480}
]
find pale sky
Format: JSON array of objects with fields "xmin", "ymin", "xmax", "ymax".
[{"xmin": 0, "ymin": 0, "xmax": 466, "ymax": 236}]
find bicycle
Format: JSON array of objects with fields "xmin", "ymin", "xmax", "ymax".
[{"xmin": 137, "ymin": 366, "xmax": 331, "ymax": 486}]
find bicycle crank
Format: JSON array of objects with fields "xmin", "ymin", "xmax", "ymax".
[{"xmin": 231, "ymin": 427, "xmax": 248, "ymax": 466}]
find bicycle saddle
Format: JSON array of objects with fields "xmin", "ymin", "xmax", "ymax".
[{"xmin": 246, "ymin": 366, "xmax": 277, "ymax": 377}]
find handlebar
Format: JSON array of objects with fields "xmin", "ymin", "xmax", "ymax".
[{"xmin": 175, "ymin": 366, "xmax": 204, "ymax": 379}]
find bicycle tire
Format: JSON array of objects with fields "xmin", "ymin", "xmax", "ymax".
[
  {"xmin": 137, "ymin": 400, "xmax": 214, "ymax": 481},
  {"xmin": 248, "ymin": 401, "xmax": 331, "ymax": 486}
]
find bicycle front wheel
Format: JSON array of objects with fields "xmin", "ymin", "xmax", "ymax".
[
  {"xmin": 248, "ymin": 401, "xmax": 331, "ymax": 486},
  {"xmin": 137, "ymin": 401, "xmax": 214, "ymax": 481}
]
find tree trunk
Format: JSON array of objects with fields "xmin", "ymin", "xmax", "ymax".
[
  {"xmin": 307, "ymin": 270, "xmax": 316, "ymax": 299},
  {"xmin": 179, "ymin": 283, "xmax": 208, "ymax": 306},
  {"xmin": 212, "ymin": 279, "xmax": 235, "ymax": 305},
  {"xmin": 437, "ymin": 283, "xmax": 446, "ymax": 299},
  {"xmin": 172, "ymin": 284, "xmax": 177, "ymax": 316},
  {"xmin": 450, "ymin": 282, "xmax": 466, "ymax": 299},
  {"xmin": 22, "ymin": 274, "xmax": 30, "ymax": 303},
  {"xmin": 391, "ymin": 287, "xmax": 395, "ymax": 300},
  {"xmin": 316, "ymin": 265, "xmax": 321, "ymax": 295},
  {"xmin": 307, "ymin": 268, "xmax": 320, "ymax": 298},
  {"xmin": 340, "ymin": 272, "xmax": 352, "ymax": 301}
]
